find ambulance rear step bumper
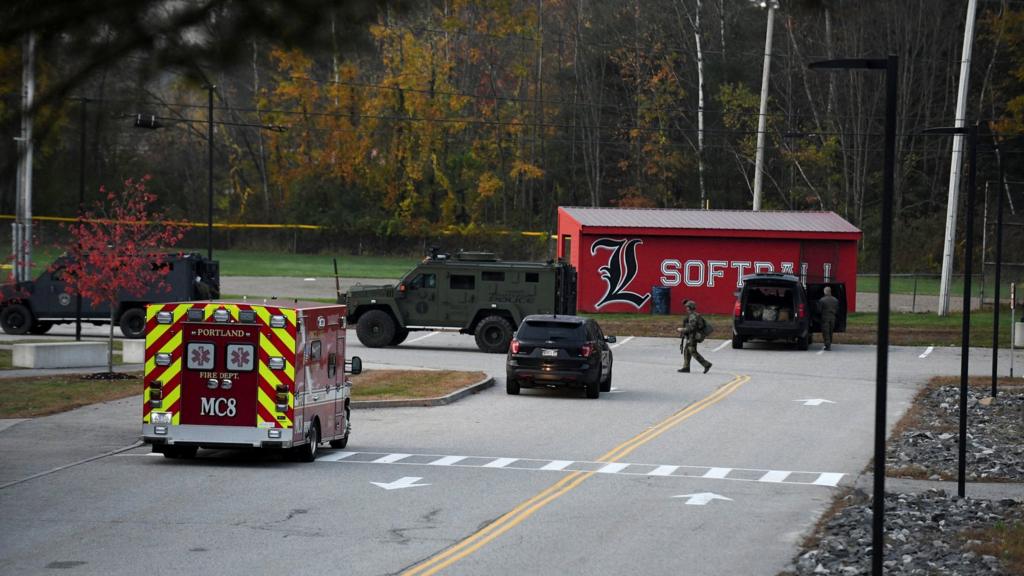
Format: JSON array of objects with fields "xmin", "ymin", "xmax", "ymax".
[{"xmin": 142, "ymin": 423, "xmax": 296, "ymax": 449}]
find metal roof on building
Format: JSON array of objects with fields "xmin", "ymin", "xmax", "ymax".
[{"xmin": 560, "ymin": 207, "xmax": 860, "ymax": 234}]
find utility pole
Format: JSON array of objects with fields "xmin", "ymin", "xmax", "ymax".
[
  {"xmin": 751, "ymin": 0, "xmax": 778, "ymax": 211},
  {"xmin": 14, "ymin": 33, "xmax": 35, "ymax": 283},
  {"xmin": 938, "ymin": 0, "xmax": 979, "ymax": 316}
]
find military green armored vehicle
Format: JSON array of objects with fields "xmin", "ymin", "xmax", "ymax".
[{"xmin": 342, "ymin": 251, "xmax": 577, "ymax": 353}]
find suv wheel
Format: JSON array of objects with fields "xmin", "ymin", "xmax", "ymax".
[
  {"xmin": 585, "ymin": 367, "xmax": 601, "ymax": 399},
  {"xmin": 474, "ymin": 315, "xmax": 513, "ymax": 353},
  {"xmin": 731, "ymin": 335, "xmax": 744, "ymax": 349},
  {"xmin": 356, "ymin": 310, "xmax": 396, "ymax": 348},
  {"xmin": 796, "ymin": 334, "xmax": 809, "ymax": 351},
  {"xmin": 505, "ymin": 371, "xmax": 520, "ymax": 395},
  {"xmin": 600, "ymin": 364, "xmax": 612, "ymax": 393}
]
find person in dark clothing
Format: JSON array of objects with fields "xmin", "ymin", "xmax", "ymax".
[
  {"xmin": 677, "ymin": 300, "xmax": 712, "ymax": 373},
  {"xmin": 818, "ymin": 286, "xmax": 839, "ymax": 350}
]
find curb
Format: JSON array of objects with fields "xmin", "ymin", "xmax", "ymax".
[{"xmin": 352, "ymin": 376, "xmax": 495, "ymax": 409}]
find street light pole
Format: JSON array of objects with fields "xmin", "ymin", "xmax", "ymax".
[
  {"xmin": 809, "ymin": 55, "xmax": 897, "ymax": 576},
  {"xmin": 76, "ymin": 97, "xmax": 88, "ymax": 342},
  {"xmin": 923, "ymin": 122, "xmax": 979, "ymax": 500},
  {"xmin": 751, "ymin": 0, "xmax": 778, "ymax": 211},
  {"xmin": 992, "ymin": 137, "xmax": 1005, "ymax": 398},
  {"xmin": 206, "ymin": 85, "xmax": 215, "ymax": 261}
]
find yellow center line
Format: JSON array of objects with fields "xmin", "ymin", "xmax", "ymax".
[{"xmin": 400, "ymin": 372, "xmax": 751, "ymax": 576}]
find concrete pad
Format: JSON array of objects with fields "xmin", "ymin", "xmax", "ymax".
[
  {"xmin": 13, "ymin": 342, "xmax": 108, "ymax": 369},
  {"xmin": 122, "ymin": 340, "xmax": 145, "ymax": 363}
]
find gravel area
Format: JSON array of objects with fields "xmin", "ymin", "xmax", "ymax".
[{"xmin": 787, "ymin": 385, "xmax": 1024, "ymax": 575}]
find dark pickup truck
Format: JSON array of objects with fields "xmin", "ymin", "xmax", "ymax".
[{"xmin": 0, "ymin": 252, "xmax": 219, "ymax": 338}]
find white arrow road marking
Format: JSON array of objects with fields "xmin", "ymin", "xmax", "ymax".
[
  {"xmin": 919, "ymin": 346, "xmax": 934, "ymax": 359},
  {"xmin": 371, "ymin": 476, "xmax": 430, "ymax": 490},
  {"xmin": 795, "ymin": 399, "xmax": 836, "ymax": 406},
  {"xmin": 712, "ymin": 340, "xmax": 730, "ymax": 352},
  {"xmin": 673, "ymin": 493, "xmax": 733, "ymax": 506},
  {"xmin": 610, "ymin": 336, "xmax": 633, "ymax": 349},
  {"xmin": 407, "ymin": 331, "xmax": 439, "ymax": 344}
]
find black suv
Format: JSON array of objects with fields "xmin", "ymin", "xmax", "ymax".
[
  {"xmin": 506, "ymin": 315, "xmax": 615, "ymax": 399},
  {"xmin": 731, "ymin": 273, "xmax": 846, "ymax": 350}
]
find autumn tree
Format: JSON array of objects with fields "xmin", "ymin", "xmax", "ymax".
[{"xmin": 61, "ymin": 176, "xmax": 184, "ymax": 376}]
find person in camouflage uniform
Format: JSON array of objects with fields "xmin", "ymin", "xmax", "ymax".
[{"xmin": 678, "ymin": 300, "xmax": 712, "ymax": 374}]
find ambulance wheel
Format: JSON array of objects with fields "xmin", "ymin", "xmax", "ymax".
[
  {"xmin": 505, "ymin": 371, "xmax": 520, "ymax": 395},
  {"xmin": 330, "ymin": 407, "xmax": 350, "ymax": 449},
  {"xmin": 356, "ymin": 310, "xmax": 395, "ymax": 348},
  {"xmin": 585, "ymin": 367, "xmax": 601, "ymax": 399},
  {"xmin": 295, "ymin": 422, "xmax": 320, "ymax": 462},
  {"xmin": 0, "ymin": 304, "xmax": 33, "ymax": 335},
  {"xmin": 390, "ymin": 328, "xmax": 409, "ymax": 346},
  {"xmin": 731, "ymin": 335, "xmax": 744, "ymax": 349},
  {"xmin": 118, "ymin": 308, "xmax": 146, "ymax": 339},
  {"xmin": 475, "ymin": 315, "xmax": 513, "ymax": 353},
  {"xmin": 600, "ymin": 365, "xmax": 612, "ymax": 393},
  {"xmin": 29, "ymin": 321, "xmax": 53, "ymax": 334}
]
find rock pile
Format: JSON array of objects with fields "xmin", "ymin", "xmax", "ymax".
[
  {"xmin": 791, "ymin": 490, "xmax": 1020, "ymax": 575},
  {"xmin": 788, "ymin": 385, "xmax": 1023, "ymax": 575},
  {"xmin": 887, "ymin": 385, "xmax": 1024, "ymax": 482}
]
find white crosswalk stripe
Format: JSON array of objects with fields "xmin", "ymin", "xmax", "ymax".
[{"xmin": 319, "ymin": 452, "xmax": 845, "ymax": 488}]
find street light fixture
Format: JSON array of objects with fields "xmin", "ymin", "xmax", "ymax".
[
  {"xmin": 809, "ymin": 55, "xmax": 897, "ymax": 576},
  {"xmin": 750, "ymin": 0, "xmax": 779, "ymax": 211},
  {"xmin": 127, "ymin": 99, "xmax": 286, "ymax": 261}
]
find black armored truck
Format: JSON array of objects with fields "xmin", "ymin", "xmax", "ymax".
[
  {"xmin": 342, "ymin": 251, "xmax": 577, "ymax": 353},
  {"xmin": 0, "ymin": 252, "xmax": 219, "ymax": 338}
]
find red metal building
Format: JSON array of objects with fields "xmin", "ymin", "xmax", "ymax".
[{"xmin": 556, "ymin": 207, "xmax": 862, "ymax": 315}]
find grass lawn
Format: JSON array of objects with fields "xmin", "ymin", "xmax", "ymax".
[
  {"xmin": 588, "ymin": 308, "xmax": 1023, "ymax": 347},
  {"xmin": 349, "ymin": 370, "xmax": 486, "ymax": 401},
  {"xmin": 203, "ymin": 250, "xmax": 419, "ymax": 278},
  {"xmin": 0, "ymin": 373, "xmax": 142, "ymax": 418},
  {"xmin": 0, "ymin": 369, "xmax": 484, "ymax": 418}
]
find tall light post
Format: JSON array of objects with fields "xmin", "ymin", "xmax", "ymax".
[
  {"xmin": 923, "ymin": 123, "xmax": 978, "ymax": 500},
  {"xmin": 992, "ymin": 137, "xmax": 1005, "ymax": 399},
  {"xmin": 128, "ymin": 107, "xmax": 285, "ymax": 260},
  {"xmin": 809, "ymin": 55, "xmax": 897, "ymax": 576},
  {"xmin": 751, "ymin": 0, "xmax": 779, "ymax": 211}
]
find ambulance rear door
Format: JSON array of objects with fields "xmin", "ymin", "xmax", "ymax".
[{"xmin": 179, "ymin": 322, "xmax": 261, "ymax": 427}]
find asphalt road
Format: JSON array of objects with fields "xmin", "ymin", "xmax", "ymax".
[{"xmin": 0, "ymin": 328, "xmax": 1012, "ymax": 575}]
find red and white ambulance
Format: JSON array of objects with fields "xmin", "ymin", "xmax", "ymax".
[{"xmin": 141, "ymin": 300, "xmax": 361, "ymax": 461}]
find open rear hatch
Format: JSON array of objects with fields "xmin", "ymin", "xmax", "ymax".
[{"xmin": 740, "ymin": 282, "xmax": 801, "ymax": 326}]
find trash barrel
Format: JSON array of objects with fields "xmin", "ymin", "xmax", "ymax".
[{"xmin": 651, "ymin": 286, "xmax": 671, "ymax": 315}]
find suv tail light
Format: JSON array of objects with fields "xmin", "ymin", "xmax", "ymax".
[
  {"xmin": 797, "ymin": 303, "xmax": 806, "ymax": 318},
  {"xmin": 733, "ymin": 300, "xmax": 742, "ymax": 317},
  {"xmin": 579, "ymin": 344, "xmax": 593, "ymax": 357},
  {"xmin": 510, "ymin": 339, "xmax": 520, "ymax": 354}
]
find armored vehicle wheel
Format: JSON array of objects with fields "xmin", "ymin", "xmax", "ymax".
[
  {"xmin": 600, "ymin": 365, "xmax": 612, "ymax": 393},
  {"xmin": 29, "ymin": 321, "xmax": 53, "ymax": 334},
  {"xmin": 0, "ymin": 304, "xmax": 33, "ymax": 335},
  {"xmin": 505, "ymin": 371, "xmax": 520, "ymax": 395},
  {"xmin": 390, "ymin": 328, "xmax": 409, "ymax": 346},
  {"xmin": 294, "ymin": 422, "xmax": 320, "ymax": 462},
  {"xmin": 474, "ymin": 315, "xmax": 513, "ymax": 353},
  {"xmin": 731, "ymin": 335, "xmax": 744, "ymax": 349},
  {"xmin": 119, "ymin": 308, "xmax": 146, "ymax": 339},
  {"xmin": 585, "ymin": 366, "xmax": 601, "ymax": 399},
  {"xmin": 356, "ymin": 310, "xmax": 396, "ymax": 348},
  {"xmin": 330, "ymin": 406, "xmax": 351, "ymax": 449}
]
